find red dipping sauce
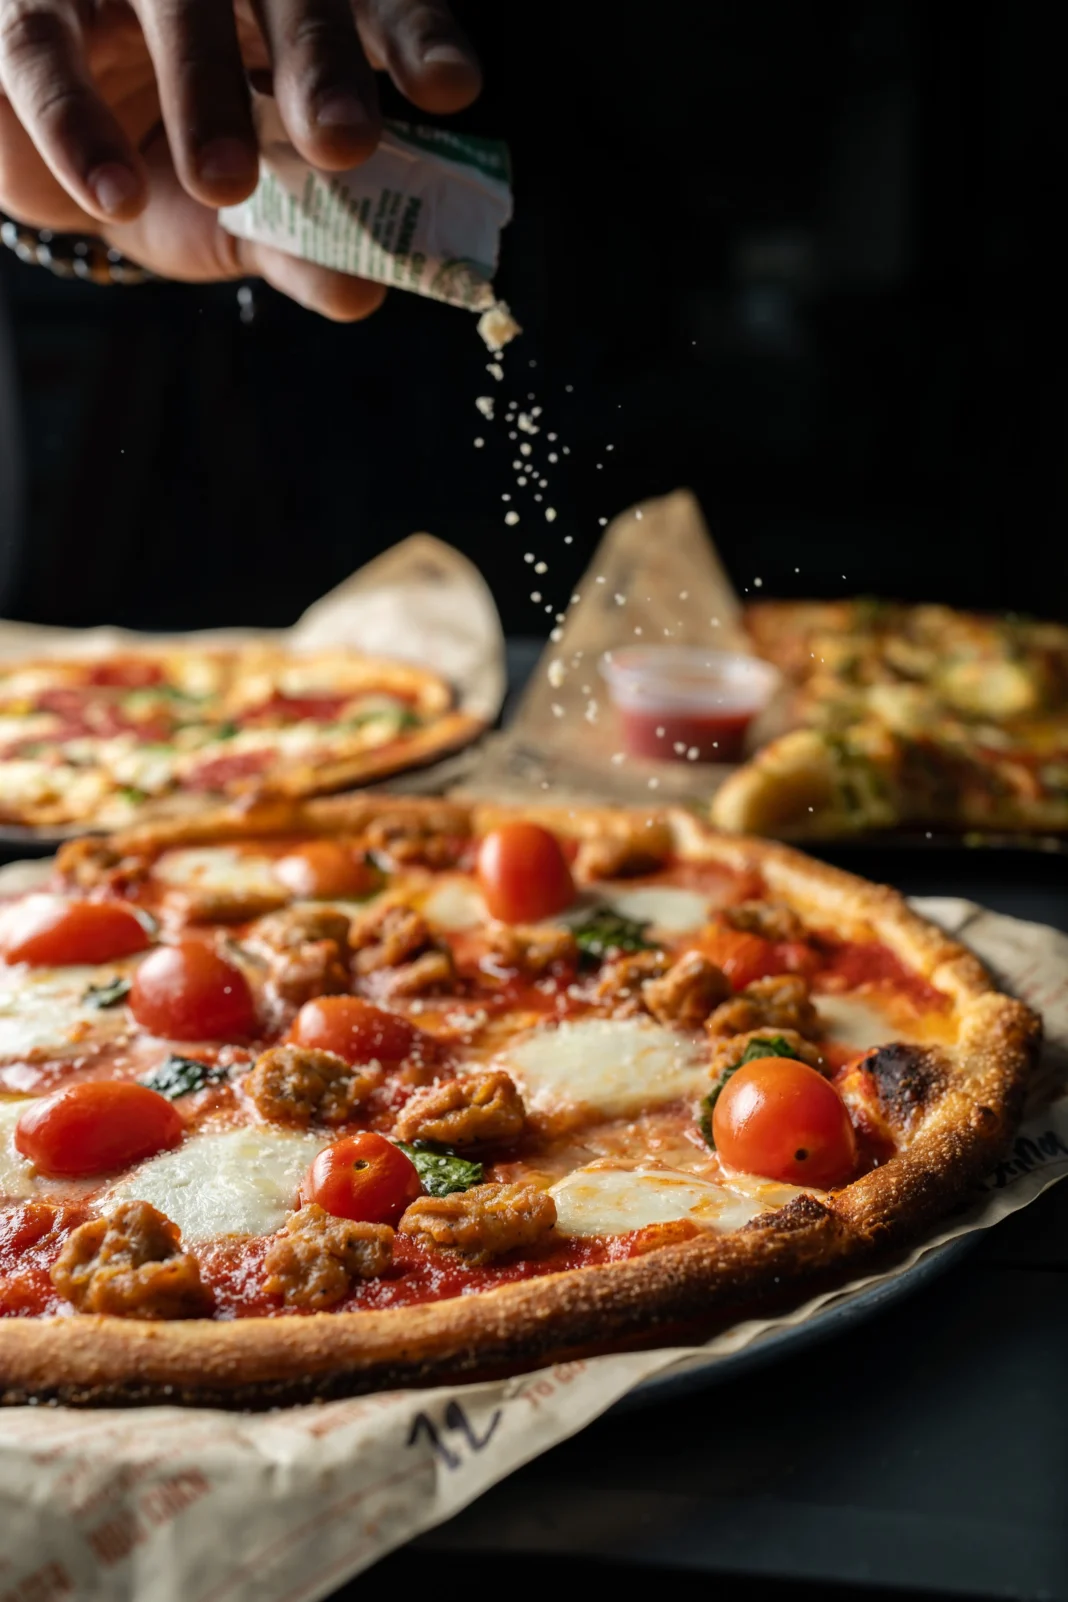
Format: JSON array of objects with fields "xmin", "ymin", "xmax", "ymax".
[{"xmin": 601, "ymin": 648, "xmax": 779, "ymax": 763}]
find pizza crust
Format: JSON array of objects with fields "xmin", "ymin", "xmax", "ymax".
[{"xmin": 0, "ymin": 797, "xmax": 1039, "ymax": 1406}]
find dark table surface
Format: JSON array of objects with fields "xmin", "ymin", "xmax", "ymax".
[{"xmin": 371, "ymin": 642, "xmax": 1068, "ymax": 1600}]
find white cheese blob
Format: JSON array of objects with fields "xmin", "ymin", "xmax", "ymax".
[
  {"xmin": 421, "ymin": 877, "xmax": 487, "ymax": 933},
  {"xmin": 107, "ymin": 1127, "xmax": 329, "ymax": 1241},
  {"xmin": 597, "ymin": 884, "xmax": 711, "ymax": 934},
  {"xmin": 0, "ymin": 963, "xmax": 132, "ymax": 1060},
  {"xmin": 549, "ymin": 1163, "xmax": 761, "ymax": 1236},
  {"xmin": 0, "ymin": 761, "xmax": 108, "ymax": 814},
  {"xmin": 0, "ymin": 1099, "xmax": 36, "ymax": 1197},
  {"xmin": 815, "ymin": 992, "xmax": 916, "ymax": 1049},
  {"xmin": 152, "ymin": 847, "xmax": 284, "ymax": 900},
  {"xmin": 500, "ymin": 1017, "xmax": 709, "ymax": 1119}
]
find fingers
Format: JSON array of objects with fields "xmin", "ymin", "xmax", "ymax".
[
  {"xmin": 238, "ymin": 239, "xmax": 388, "ymax": 320},
  {"xmin": 129, "ymin": 0, "xmax": 258, "ymax": 208},
  {"xmin": 0, "ymin": 0, "xmax": 146, "ymax": 222},
  {"xmin": 0, "ymin": 94, "xmax": 96, "ymax": 230},
  {"xmin": 356, "ymin": 0, "xmax": 481, "ymax": 114},
  {"xmin": 103, "ymin": 131, "xmax": 388, "ymax": 323},
  {"xmin": 253, "ymin": 0, "xmax": 381, "ymax": 170}
]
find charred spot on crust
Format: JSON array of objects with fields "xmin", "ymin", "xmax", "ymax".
[
  {"xmin": 744, "ymin": 1193, "xmax": 834, "ymax": 1234},
  {"xmin": 865, "ymin": 1043, "xmax": 944, "ymax": 1127}
]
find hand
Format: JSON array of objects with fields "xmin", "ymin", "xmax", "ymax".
[{"xmin": 0, "ymin": 1, "xmax": 481, "ymax": 319}]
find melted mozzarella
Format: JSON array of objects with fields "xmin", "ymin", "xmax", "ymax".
[
  {"xmin": 107, "ymin": 1127, "xmax": 329, "ymax": 1241},
  {"xmin": 815, "ymin": 992, "xmax": 916, "ymax": 1049},
  {"xmin": 0, "ymin": 860, "xmax": 55, "ymax": 896},
  {"xmin": 500, "ymin": 1017, "xmax": 709, "ymax": 1119},
  {"xmin": 549, "ymin": 1162, "xmax": 761, "ymax": 1236},
  {"xmin": 0, "ymin": 761, "xmax": 108, "ymax": 812},
  {"xmin": 152, "ymin": 847, "xmax": 283, "ymax": 899},
  {"xmin": 421, "ymin": 877, "xmax": 486, "ymax": 933},
  {"xmin": 0, "ymin": 1099, "xmax": 36, "ymax": 1197},
  {"xmin": 597, "ymin": 884, "xmax": 710, "ymax": 934},
  {"xmin": 0, "ymin": 963, "xmax": 132, "ymax": 1060}
]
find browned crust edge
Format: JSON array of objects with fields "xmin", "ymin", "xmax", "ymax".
[{"xmin": 0, "ymin": 797, "xmax": 1040, "ymax": 1407}]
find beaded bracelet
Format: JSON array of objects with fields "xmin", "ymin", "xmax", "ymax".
[{"xmin": 0, "ymin": 214, "xmax": 155, "ymax": 285}]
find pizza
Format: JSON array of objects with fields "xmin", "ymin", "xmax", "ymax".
[
  {"xmin": 0, "ymin": 797, "xmax": 1037, "ymax": 1406},
  {"xmin": 0, "ymin": 647, "xmax": 480, "ymax": 833},
  {"xmin": 713, "ymin": 600, "xmax": 1068, "ymax": 837}
]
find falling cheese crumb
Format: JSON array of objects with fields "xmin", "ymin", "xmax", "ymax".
[
  {"xmin": 475, "ymin": 396, "xmax": 495, "ymax": 420},
  {"xmin": 504, "ymin": 510, "xmax": 519, "ymax": 525},
  {"xmin": 477, "ymin": 300, "xmax": 522, "ymax": 352},
  {"xmin": 548, "ymin": 660, "xmax": 566, "ymax": 688},
  {"xmin": 545, "ymin": 507, "xmax": 557, "ymax": 522},
  {"xmin": 486, "ymin": 362, "xmax": 504, "ymax": 382}
]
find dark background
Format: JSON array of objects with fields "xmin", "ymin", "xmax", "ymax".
[{"xmin": 0, "ymin": 0, "xmax": 1064, "ymax": 635}]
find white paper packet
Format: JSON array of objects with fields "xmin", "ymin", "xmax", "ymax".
[
  {"xmin": 0, "ymin": 899, "xmax": 1065, "ymax": 1601},
  {"xmin": 219, "ymin": 97, "xmax": 513, "ymax": 312}
]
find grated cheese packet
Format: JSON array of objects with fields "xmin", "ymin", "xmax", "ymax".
[{"xmin": 219, "ymin": 94, "xmax": 517, "ymax": 320}]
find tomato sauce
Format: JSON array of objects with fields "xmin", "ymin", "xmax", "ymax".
[
  {"xmin": 84, "ymin": 660, "xmax": 165, "ymax": 690},
  {"xmin": 239, "ymin": 693, "xmax": 351, "ymax": 727},
  {"xmin": 618, "ymin": 705, "xmax": 755, "ymax": 763},
  {"xmin": 197, "ymin": 1227, "xmax": 652, "ymax": 1319},
  {"xmin": 183, "ymin": 750, "xmax": 274, "ymax": 791},
  {"xmin": 0, "ymin": 1202, "xmax": 91, "ymax": 1317},
  {"xmin": 814, "ymin": 936, "xmax": 950, "ymax": 1011}
]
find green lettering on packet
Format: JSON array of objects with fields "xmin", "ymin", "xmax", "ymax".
[{"xmin": 220, "ymin": 94, "xmax": 520, "ymax": 336}]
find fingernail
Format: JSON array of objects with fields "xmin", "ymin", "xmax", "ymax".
[
  {"xmin": 89, "ymin": 163, "xmax": 141, "ymax": 217},
  {"xmin": 197, "ymin": 138, "xmax": 258, "ymax": 187},
  {"xmin": 315, "ymin": 92, "xmax": 373, "ymax": 132},
  {"xmin": 421, "ymin": 38, "xmax": 472, "ymax": 66}
]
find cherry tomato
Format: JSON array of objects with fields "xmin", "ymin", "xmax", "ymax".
[
  {"xmin": 291, "ymin": 995, "xmax": 423, "ymax": 1066},
  {"xmin": 0, "ymin": 895, "xmax": 150, "ymax": 967},
  {"xmin": 128, "ymin": 941, "xmax": 256, "ymax": 1041},
  {"xmin": 301, "ymin": 1131, "xmax": 422, "ymax": 1223},
  {"xmin": 712, "ymin": 1056, "xmax": 857, "ymax": 1188},
  {"xmin": 15, "ymin": 1081, "xmax": 183, "ymax": 1178},
  {"xmin": 273, "ymin": 841, "xmax": 378, "ymax": 900},
  {"xmin": 477, "ymin": 822, "xmax": 575, "ymax": 924},
  {"xmin": 697, "ymin": 922, "xmax": 787, "ymax": 990}
]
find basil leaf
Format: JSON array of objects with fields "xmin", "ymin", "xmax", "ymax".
[
  {"xmin": 571, "ymin": 908, "xmax": 654, "ymax": 961},
  {"xmin": 396, "ymin": 1140, "xmax": 483, "ymax": 1197},
  {"xmin": 82, "ymin": 976, "xmax": 131, "ymax": 1009},
  {"xmin": 118, "ymin": 786, "xmax": 149, "ymax": 805},
  {"xmin": 736, "ymin": 1034, "xmax": 796, "ymax": 1066},
  {"xmin": 699, "ymin": 1036, "xmax": 797, "ymax": 1148},
  {"xmin": 140, "ymin": 1055, "xmax": 228, "ymax": 1100},
  {"xmin": 211, "ymin": 722, "xmax": 241, "ymax": 741}
]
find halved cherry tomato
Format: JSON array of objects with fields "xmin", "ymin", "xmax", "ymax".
[
  {"xmin": 273, "ymin": 841, "xmax": 379, "ymax": 900},
  {"xmin": 128, "ymin": 941, "xmax": 256, "ymax": 1041},
  {"xmin": 15, "ymin": 1081, "xmax": 182, "ymax": 1178},
  {"xmin": 712, "ymin": 1056, "xmax": 857, "ymax": 1188},
  {"xmin": 301, "ymin": 1131, "xmax": 422, "ymax": 1223},
  {"xmin": 477, "ymin": 822, "xmax": 575, "ymax": 924},
  {"xmin": 290, "ymin": 995, "xmax": 424, "ymax": 1066},
  {"xmin": 0, "ymin": 895, "xmax": 150, "ymax": 967},
  {"xmin": 696, "ymin": 922, "xmax": 787, "ymax": 990}
]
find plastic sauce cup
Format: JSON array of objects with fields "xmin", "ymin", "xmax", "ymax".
[{"xmin": 600, "ymin": 648, "xmax": 780, "ymax": 763}]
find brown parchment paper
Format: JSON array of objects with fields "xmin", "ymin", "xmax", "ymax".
[
  {"xmin": 465, "ymin": 488, "xmax": 768, "ymax": 806},
  {"xmin": 0, "ymin": 897, "xmax": 1065, "ymax": 1601},
  {"xmin": 0, "ymin": 533, "xmax": 506, "ymax": 825}
]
